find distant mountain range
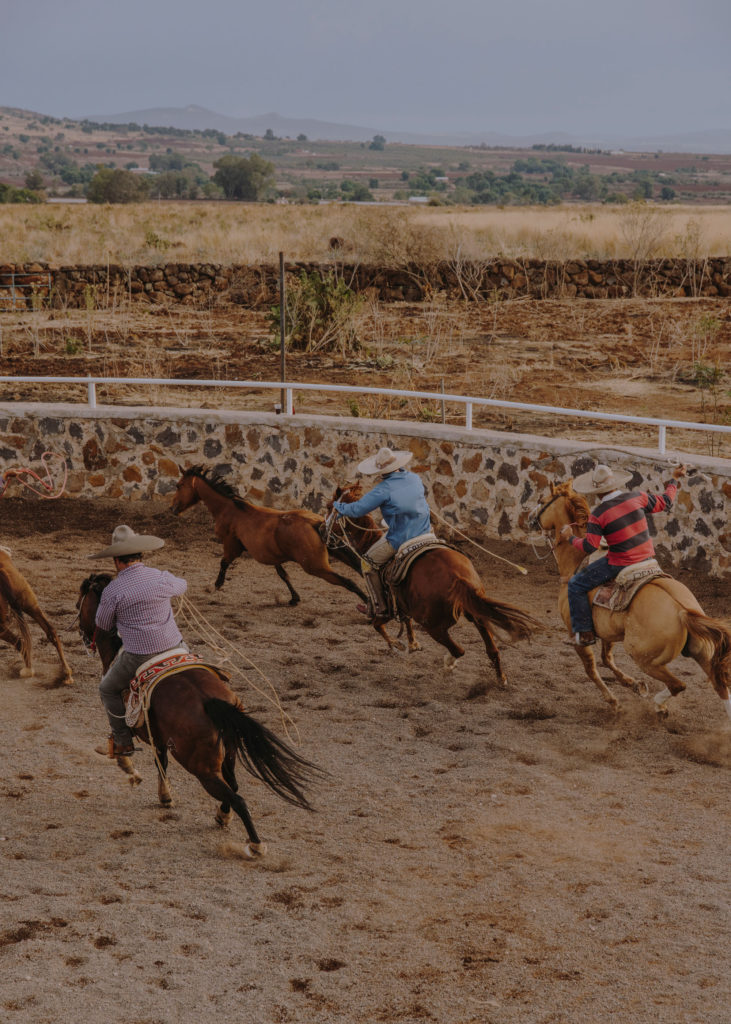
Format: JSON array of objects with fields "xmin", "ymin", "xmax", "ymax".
[{"xmin": 83, "ymin": 104, "xmax": 731, "ymax": 154}]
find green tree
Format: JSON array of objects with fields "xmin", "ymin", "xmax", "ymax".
[
  {"xmin": 212, "ymin": 153, "xmax": 275, "ymax": 200},
  {"xmin": 86, "ymin": 167, "xmax": 149, "ymax": 203},
  {"xmin": 24, "ymin": 168, "xmax": 45, "ymax": 191},
  {"xmin": 369, "ymin": 134, "xmax": 386, "ymax": 150}
]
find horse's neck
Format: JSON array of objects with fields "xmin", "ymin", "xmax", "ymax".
[
  {"xmin": 98, "ymin": 634, "xmax": 122, "ymax": 672},
  {"xmin": 553, "ymin": 539, "xmax": 585, "ymax": 579},
  {"xmin": 195, "ymin": 477, "xmax": 237, "ymax": 517},
  {"xmin": 347, "ymin": 516, "xmax": 383, "ymax": 554}
]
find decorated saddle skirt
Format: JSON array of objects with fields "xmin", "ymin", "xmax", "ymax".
[
  {"xmin": 591, "ymin": 558, "xmax": 669, "ymax": 613},
  {"xmin": 383, "ymin": 532, "xmax": 446, "ymax": 587},
  {"xmin": 124, "ymin": 647, "xmax": 229, "ymax": 728}
]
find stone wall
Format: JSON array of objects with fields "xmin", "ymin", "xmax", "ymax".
[
  {"xmin": 1, "ymin": 403, "xmax": 729, "ymax": 577},
  {"xmin": 2, "ymin": 256, "xmax": 731, "ymax": 308}
]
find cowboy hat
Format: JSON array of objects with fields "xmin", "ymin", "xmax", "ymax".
[
  {"xmin": 357, "ymin": 446, "xmax": 413, "ymax": 476},
  {"xmin": 572, "ymin": 464, "xmax": 633, "ymax": 495},
  {"xmin": 88, "ymin": 524, "xmax": 165, "ymax": 559}
]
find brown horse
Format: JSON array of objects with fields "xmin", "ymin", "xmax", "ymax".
[
  {"xmin": 327, "ymin": 483, "xmax": 542, "ymax": 685},
  {"xmin": 77, "ymin": 573, "xmax": 323, "ymax": 855},
  {"xmin": 533, "ymin": 480, "xmax": 731, "ymax": 719},
  {"xmin": 0, "ymin": 545, "xmax": 73, "ymax": 686},
  {"xmin": 171, "ymin": 466, "xmax": 367, "ymax": 605}
]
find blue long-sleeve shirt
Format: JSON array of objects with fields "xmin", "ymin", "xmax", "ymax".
[{"xmin": 333, "ymin": 469, "xmax": 431, "ymax": 549}]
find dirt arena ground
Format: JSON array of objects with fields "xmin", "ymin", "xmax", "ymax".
[{"xmin": 0, "ymin": 494, "xmax": 729, "ymax": 1024}]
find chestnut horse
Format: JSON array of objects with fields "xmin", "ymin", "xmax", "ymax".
[
  {"xmin": 171, "ymin": 466, "xmax": 366, "ymax": 605},
  {"xmin": 0, "ymin": 546, "xmax": 72, "ymax": 686},
  {"xmin": 78, "ymin": 573, "xmax": 322, "ymax": 856},
  {"xmin": 533, "ymin": 480, "xmax": 731, "ymax": 719},
  {"xmin": 327, "ymin": 483, "xmax": 542, "ymax": 684}
]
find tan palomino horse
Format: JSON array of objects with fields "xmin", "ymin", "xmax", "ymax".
[
  {"xmin": 534, "ymin": 481, "xmax": 731, "ymax": 720},
  {"xmin": 0, "ymin": 546, "xmax": 73, "ymax": 685}
]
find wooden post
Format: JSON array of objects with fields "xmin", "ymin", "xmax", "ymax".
[{"xmin": 279, "ymin": 252, "xmax": 286, "ymax": 413}]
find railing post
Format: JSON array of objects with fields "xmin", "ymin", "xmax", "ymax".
[
  {"xmin": 87, "ymin": 379, "xmax": 97, "ymax": 408},
  {"xmin": 465, "ymin": 402, "xmax": 473, "ymax": 430},
  {"xmin": 658, "ymin": 425, "xmax": 666, "ymax": 454},
  {"xmin": 285, "ymin": 387, "xmax": 294, "ymax": 415}
]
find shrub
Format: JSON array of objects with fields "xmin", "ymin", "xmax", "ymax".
[{"xmin": 269, "ymin": 270, "xmax": 362, "ymax": 355}]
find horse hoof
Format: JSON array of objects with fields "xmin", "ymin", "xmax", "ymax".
[
  {"xmin": 160, "ymin": 798, "xmax": 174, "ymax": 809},
  {"xmin": 215, "ymin": 811, "xmax": 231, "ymax": 829},
  {"xmin": 408, "ymin": 642, "xmax": 422, "ymax": 653},
  {"xmin": 244, "ymin": 842, "xmax": 267, "ymax": 858},
  {"xmin": 390, "ymin": 640, "xmax": 406, "ymax": 654},
  {"xmin": 443, "ymin": 653, "xmax": 457, "ymax": 672},
  {"xmin": 19, "ymin": 667, "xmax": 33, "ymax": 678}
]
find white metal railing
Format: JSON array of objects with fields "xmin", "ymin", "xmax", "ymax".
[{"xmin": 1, "ymin": 375, "xmax": 729, "ymax": 457}]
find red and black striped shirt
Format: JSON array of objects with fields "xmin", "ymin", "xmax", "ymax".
[{"xmin": 571, "ymin": 483, "xmax": 678, "ymax": 566}]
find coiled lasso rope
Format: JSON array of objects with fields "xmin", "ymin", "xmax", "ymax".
[
  {"xmin": 0, "ymin": 451, "xmax": 68, "ymax": 500},
  {"xmin": 174, "ymin": 593, "xmax": 300, "ymax": 745}
]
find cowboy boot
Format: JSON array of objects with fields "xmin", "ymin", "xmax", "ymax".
[{"xmin": 356, "ymin": 570, "xmax": 389, "ymax": 619}]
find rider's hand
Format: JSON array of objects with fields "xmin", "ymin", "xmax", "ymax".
[{"xmin": 672, "ymin": 464, "xmax": 687, "ymax": 480}]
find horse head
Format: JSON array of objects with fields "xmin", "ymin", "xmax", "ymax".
[
  {"xmin": 327, "ymin": 481, "xmax": 363, "ymax": 510},
  {"xmin": 76, "ymin": 572, "xmax": 111, "ymax": 636},
  {"xmin": 170, "ymin": 465, "xmax": 202, "ymax": 516},
  {"xmin": 532, "ymin": 480, "xmax": 589, "ymax": 539}
]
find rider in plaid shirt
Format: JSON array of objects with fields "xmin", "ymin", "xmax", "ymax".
[{"xmin": 89, "ymin": 525, "xmax": 187, "ymax": 758}]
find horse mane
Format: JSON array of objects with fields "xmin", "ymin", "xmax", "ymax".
[
  {"xmin": 554, "ymin": 481, "xmax": 590, "ymax": 529},
  {"xmin": 183, "ymin": 464, "xmax": 250, "ymax": 509},
  {"xmin": 80, "ymin": 572, "xmax": 113, "ymax": 598}
]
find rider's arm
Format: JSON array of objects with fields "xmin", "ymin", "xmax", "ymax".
[
  {"xmin": 95, "ymin": 586, "xmax": 118, "ymax": 631},
  {"xmin": 333, "ymin": 479, "xmax": 390, "ymax": 518},
  {"xmin": 161, "ymin": 571, "xmax": 187, "ymax": 597}
]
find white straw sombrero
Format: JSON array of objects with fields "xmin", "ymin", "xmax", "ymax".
[
  {"xmin": 572, "ymin": 464, "xmax": 633, "ymax": 495},
  {"xmin": 89, "ymin": 524, "xmax": 165, "ymax": 559},
  {"xmin": 357, "ymin": 446, "xmax": 413, "ymax": 476}
]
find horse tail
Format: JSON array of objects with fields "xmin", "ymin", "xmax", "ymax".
[
  {"xmin": 203, "ymin": 698, "xmax": 324, "ymax": 810},
  {"xmin": 681, "ymin": 610, "xmax": 731, "ymax": 693},
  {"xmin": 450, "ymin": 577, "xmax": 541, "ymax": 641},
  {"xmin": 0, "ymin": 566, "xmax": 32, "ymax": 663}
]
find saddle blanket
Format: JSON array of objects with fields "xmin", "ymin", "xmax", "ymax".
[
  {"xmin": 385, "ymin": 533, "xmax": 445, "ymax": 587},
  {"xmin": 592, "ymin": 558, "xmax": 669, "ymax": 612},
  {"xmin": 124, "ymin": 648, "xmax": 229, "ymax": 728}
]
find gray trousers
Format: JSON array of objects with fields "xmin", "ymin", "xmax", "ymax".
[{"xmin": 99, "ymin": 645, "xmax": 188, "ymax": 743}]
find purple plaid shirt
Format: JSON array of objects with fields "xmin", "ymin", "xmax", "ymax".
[{"xmin": 95, "ymin": 562, "xmax": 187, "ymax": 654}]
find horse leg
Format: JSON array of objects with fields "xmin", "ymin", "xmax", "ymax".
[
  {"xmin": 215, "ymin": 753, "xmax": 237, "ymax": 828},
  {"xmin": 300, "ymin": 558, "xmax": 368, "ymax": 603},
  {"xmin": 215, "ymin": 537, "xmax": 244, "ymax": 590},
  {"xmin": 421, "ymin": 624, "xmax": 464, "ymax": 672},
  {"xmin": 634, "ymin": 663, "xmax": 688, "ymax": 718},
  {"xmin": 275, "ymin": 564, "xmax": 300, "ymax": 606},
  {"xmin": 0, "ymin": 620, "xmax": 32, "ymax": 676},
  {"xmin": 466, "ymin": 614, "xmax": 507, "ymax": 686},
  {"xmin": 403, "ymin": 617, "xmax": 421, "ymax": 653},
  {"xmin": 198, "ymin": 771, "xmax": 266, "ymax": 857},
  {"xmin": 155, "ymin": 748, "xmax": 173, "ymax": 807},
  {"xmin": 25, "ymin": 604, "xmax": 73, "ymax": 686},
  {"xmin": 573, "ymin": 642, "xmax": 621, "ymax": 711},
  {"xmin": 600, "ymin": 640, "xmax": 641, "ymax": 694}
]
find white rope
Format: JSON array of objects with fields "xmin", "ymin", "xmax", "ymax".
[
  {"xmin": 175, "ymin": 594, "xmax": 300, "ymax": 745},
  {"xmin": 428, "ymin": 506, "xmax": 529, "ymax": 575}
]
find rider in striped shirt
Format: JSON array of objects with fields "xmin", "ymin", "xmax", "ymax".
[
  {"xmin": 89, "ymin": 525, "xmax": 187, "ymax": 758},
  {"xmin": 560, "ymin": 463, "xmax": 686, "ymax": 646}
]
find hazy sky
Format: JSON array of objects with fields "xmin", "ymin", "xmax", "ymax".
[{"xmin": 1, "ymin": 0, "xmax": 729, "ymax": 138}]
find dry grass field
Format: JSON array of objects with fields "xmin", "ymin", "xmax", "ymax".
[{"xmin": 3, "ymin": 201, "xmax": 731, "ymax": 266}]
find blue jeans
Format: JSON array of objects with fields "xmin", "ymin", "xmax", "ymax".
[{"xmin": 567, "ymin": 556, "xmax": 622, "ymax": 634}]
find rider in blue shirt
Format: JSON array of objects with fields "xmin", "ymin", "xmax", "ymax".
[{"xmin": 332, "ymin": 446, "xmax": 432, "ymax": 618}]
